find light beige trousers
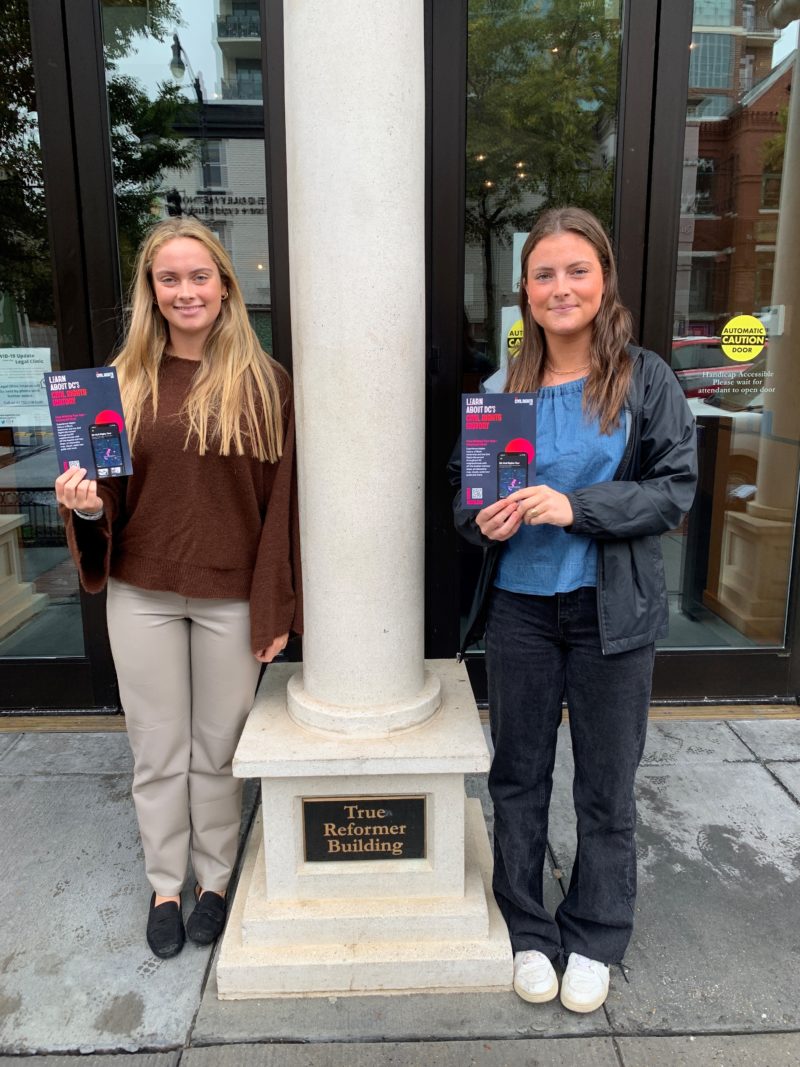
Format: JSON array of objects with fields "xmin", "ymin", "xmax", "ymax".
[{"xmin": 106, "ymin": 578, "xmax": 261, "ymax": 896}]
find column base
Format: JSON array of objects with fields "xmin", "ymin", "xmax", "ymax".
[
  {"xmin": 217, "ymin": 799, "xmax": 512, "ymax": 998},
  {"xmin": 286, "ymin": 668, "xmax": 442, "ymax": 738},
  {"xmin": 219, "ymin": 659, "xmax": 513, "ymax": 998}
]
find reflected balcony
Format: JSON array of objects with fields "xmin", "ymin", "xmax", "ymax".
[
  {"xmin": 742, "ymin": 4, "xmax": 780, "ymax": 43},
  {"xmin": 221, "ymin": 76, "xmax": 262, "ymax": 101},
  {"xmin": 217, "ymin": 14, "xmax": 261, "ymax": 40}
]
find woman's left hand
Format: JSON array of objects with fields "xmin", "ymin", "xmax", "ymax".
[
  {"xmin": 254, "ymin": 632, "xmax": 289, "ymax": 663},
  {"xmin": 507, "ymin": 485, "xmax": 574, "ymax": 528}
]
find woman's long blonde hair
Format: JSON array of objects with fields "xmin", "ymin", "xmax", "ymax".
[
  {"xmin": 114, "ymin": 217, "xmax": 283, "ymax": 462},
  {"xmin": 506, "ymin": 206, "xmax": 633, "ymax": 434}
]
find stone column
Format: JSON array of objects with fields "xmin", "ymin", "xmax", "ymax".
[
  {"xmin": 747, "ymin": 43, "xmax": 800, "ymax": 518},
  {"xmin": 282, "ymin": 0, "xmax": 440, "ymax": 737},
  {"xmin": 217, "ymin": 0, "xmax": 511, "ymax": 998}
]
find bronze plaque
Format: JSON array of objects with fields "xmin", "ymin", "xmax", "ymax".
[{"xmin": 302, "ymin": 795, "xmax": 426, "ymax": 862}]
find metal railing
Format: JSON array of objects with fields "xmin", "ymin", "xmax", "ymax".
[
  {"xmin": 0, "ymin": 490, "xmax": 65, "ymax": 546},
  {"xmin": 742, "ymin": 5, "xmax": 779, "ymax": 33},
  {"xmin": 221, "ymin": 77, "xmax": 262, "ymax": 101},
  {"xmin": 217, "ymin": 14, "xmax": 261, "ymax": 39}
]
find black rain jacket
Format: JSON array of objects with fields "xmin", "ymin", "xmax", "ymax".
[{"xmin": 450, "ymin": 347, "xmax": 698, "ymax": 657}]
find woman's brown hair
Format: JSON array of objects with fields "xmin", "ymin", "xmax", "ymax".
[{"xmin": 506, "ymin": 206, "xmax": 633, "ymax": 434}]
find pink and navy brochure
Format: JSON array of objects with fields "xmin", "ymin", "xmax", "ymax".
[
  {"xmin": 461, "ymin": 392, "xmax": 536, "ymax": 508},
  {"xmin": 45, "ymin": 367, "xmax": 132, "ymax": 479}
]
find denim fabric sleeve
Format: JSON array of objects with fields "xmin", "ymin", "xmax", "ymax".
[{"xmin": 565, "ymin": 353, "xmax": 698, "ymax": 541}]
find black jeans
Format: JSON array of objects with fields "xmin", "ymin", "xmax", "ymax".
[{"xmin": 486, "ymin": 586, "xmax": 653, "ymax": 966}]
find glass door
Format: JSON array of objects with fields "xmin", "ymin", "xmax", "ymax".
[
  {"xmin": 426, "ymin": 0, "xmax": 800, "ymax": 702},
  {"xmin": 661, "ymin": 4, "xmax": 800, "ymax": 656},
  {"xmin": 457, "ymin": 0, "xmax": 626, "ymax": 659},
  {"xmin": 99, "ymin": 0, "xmax": 273, "ymax": 342},
  {"xmin": 425, "ymin": 0, "xmax": 665, "ymax": 697},
  {"xmin": 0, "ymin": 0, "xmax": 281, "ymax": 710},
  {"xmin": 0, "ymin": 0, "xmax": 98, "ymax": 709}
]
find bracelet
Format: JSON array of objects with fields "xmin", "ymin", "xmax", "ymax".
[{"xmin": 74, "ymin": 506, "xmax": 105, "ymax": 522}]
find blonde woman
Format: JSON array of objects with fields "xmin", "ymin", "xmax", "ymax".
[
  {"xmin": 55, "ymin": 218, "xmax": 302, "ymax": 958},
  {"xmin": 454, "ymin": 207, "xmax": 697, "ymax": 1012}
]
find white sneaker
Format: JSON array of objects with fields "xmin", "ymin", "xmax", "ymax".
[
  {"xmin": 559, "ymin": 952, "xmax": 610, "ymax": 1013},
  {"xmin": 512, "ymin": 950, "xmax": 559, "ymax": 1003}
]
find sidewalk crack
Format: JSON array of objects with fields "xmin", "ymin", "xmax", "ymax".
[
  {"xmin": 611, "ymin": 1034, "xmax": 627, "ymax": 1066},
  {"xmin": 726, "ymin": 722, "xmax": 800, "ymax": 808},
  {"xmin": 185, "ymin": 788, "xmax": 262, "ymax": 1049}
]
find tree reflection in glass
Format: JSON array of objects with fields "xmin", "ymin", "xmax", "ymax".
[
  {"xmin": 465, "ymin": 0, "xmax": 621, "ymax": 367},
  {"xmin": 102, "ymin": 1, "xmax": 195, "ymax": 290}
]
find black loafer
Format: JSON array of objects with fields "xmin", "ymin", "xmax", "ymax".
[
  {"xmin": 146, "ymin": 892, "xmax": 185, "ymax": 959},
  {"xmin": 186, "ymin": 885, "xmax": 227, "ymax": 945}
]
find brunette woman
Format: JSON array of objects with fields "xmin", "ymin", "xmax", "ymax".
[
  {"xmin": 55, "ymin": 218, "xmax": 302, "ymax": 959},
  {"xmin": 454, "ymin": 207, "xmax": 696, "ymax": 1012}
]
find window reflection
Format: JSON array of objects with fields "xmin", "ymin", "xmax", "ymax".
[
  {"xmin": 667, "ymin": 3, "xmax": 798, "ymax": 649},
  {"xmin": 0, "ymin": 0, "xmax": 84, "ymax": 658},
  {"xmin": 464, "ymin": 0, "xmax": 621, "ymax": 385},
  {"xmin": 100, "ymin": 0, "xmax": 271, "ymax": 347},
  {"xmin": 459, "ymin": 0, "xmax": 623, "ymax": 644}
]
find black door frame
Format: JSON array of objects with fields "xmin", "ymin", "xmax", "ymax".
[
  {"xmin": 6, "ymin": 0, "xmax": 799, "ymax": 710},
  {"xmin": 425, "ymin": 0, "xmax": 800, "ymax": 704},
  {"xmin": 641, "ymin": 0, "xmax": 800, "ymax": 702},
  {"xmin": 1, "ymin": 0, "xmax": 290, "ymax": 711},
  {"xmin": 425, "ymin": 0, "xmax": 665, "ymax": 691},
  {"xmin": 1, "ymin": 0, "xmax": 118, "ymax": 711},
  {"xmin": 424, "ymin": 0, "xmax": 467, "ymax": 662}
]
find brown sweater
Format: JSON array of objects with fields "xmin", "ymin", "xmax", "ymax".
[{"xmin": 62, "ymin": 355, "xmax": 303, "ymax": 653}]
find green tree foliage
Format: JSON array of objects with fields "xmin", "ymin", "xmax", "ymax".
[
  {"xmin": 103, "ymin": 0, "xmax": 194, "ymax": 286},
  {"xmin": 0, "ymin": 0, "xmax": 51, "ymax": 325},
  {"xmin": 107, "ymin": 75, "xmax": 195, "ymax": 282},
  {"xmin": 0, "ymin": 0, "xmax": 193, "ymax": 325},
  {"xmin": 466, "ymin": 0, "xmax": 620, "ymax": 358}
]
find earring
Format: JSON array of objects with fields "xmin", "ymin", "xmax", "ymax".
[{"xmin": 221, "ymin": 292, "xmax": 229, "ymax": 301}]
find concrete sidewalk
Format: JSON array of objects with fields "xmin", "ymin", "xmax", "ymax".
[{"xmin": 1, "ymin": 717, "xmax": 799, "ymax": 1065}]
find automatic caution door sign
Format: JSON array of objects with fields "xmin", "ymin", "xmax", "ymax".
[{"xmin": 720, "ymin": 314, "xmax": 766, "ymax": 362}]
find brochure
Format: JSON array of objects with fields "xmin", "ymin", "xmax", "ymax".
[
  {"xmin": 461, "ymin": 392, "xmax": 536, "ymax": 508},
  {"xmin": 45, "ymin": 367, "xmax": 132, "ymax": 479}
]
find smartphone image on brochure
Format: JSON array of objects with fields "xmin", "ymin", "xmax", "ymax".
[
  {"xmin": 497, "ymin": 451, "xmax": 529, "ymax": 499},
  {"xmin": 89, "ymin": 423, "xmax": 124, "ymax": 478}
]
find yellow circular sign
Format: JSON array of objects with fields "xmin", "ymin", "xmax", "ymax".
[
  {"xmin": 507, "ymin": 319, "xmax": 524, "ymax": 359},
  {"xmin": 720, "ymin": 314, "xmax": 766, "ymax": 362}
]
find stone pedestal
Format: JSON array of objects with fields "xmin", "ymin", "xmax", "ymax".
[
  {"xmin": 217, "ymin": 662, "xmax": 512, "ymax": 998},
  {"xmin": 705, "ymin": 510, "xmax": 792, "ymax": 641},
  {"xmin": 0, "ymin": 514, "xmax": 46, "ymax": 641}
]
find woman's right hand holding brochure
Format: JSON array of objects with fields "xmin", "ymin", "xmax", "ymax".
[{"xmin": 55, "ymin": 468, "xmax": 103, "ymax": 515}]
